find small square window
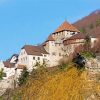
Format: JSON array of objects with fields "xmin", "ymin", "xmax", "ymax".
[
  {"xmin": 38, "ymin": 57, "xmax": 40, "ymax": 60},
  {"xmin": 44, "ymin": 55, "xmax": 46, "ymax": 57},
  {"xmin": 52, "ymin": 52, "xmax": 56, "ymax": 56},
  {"xmin": 59, "ymin": 53, "xmax": 61, "ymax": 56},
  {"xmin": 33, "ymin": 57, "xmax": 35, "ymax": 60}
]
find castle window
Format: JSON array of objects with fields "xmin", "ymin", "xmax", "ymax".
[
  {"xmin": 26, "ymin": 57, "xmax": 27, "ymax": 61},
  {"xmin": 52, "ymin": 52, "xmax": 56, "ymax": 56},
  {"xmin": 59, "ymin": 53, "xmax": 61, "ymax": 56},
  {"xmin": 33, "ymin": 57, "xmax": 35, "ymax": 60},
  {"xmin": 71, "ymin": 32, "xmax": 75, "ymax": 35},
  {"xmin": 23, "ymin": 58, "xmax": 24, "ymax": 62},
  {"xmin": 44, "ymin": 55, "xmax": 46, "ymax": 57},
  {"xmin": 21, "ymin": 58, "xmax": 22, "ymax": 62},
  {"xmin": 38, "ymin": 57, "xmax": 40, "ymax": 60}
]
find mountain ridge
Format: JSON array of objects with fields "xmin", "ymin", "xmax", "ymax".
[{"xmin": 73, "ymin": 9, "xmax": 100, "ymax": 34}]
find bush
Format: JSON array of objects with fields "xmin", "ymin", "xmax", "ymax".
[
  {"xmin": 0, "ymin": 68, "xmax": 4, "ymax": 80},
  {"xmin": 18, "ymin": 67, "xmax": 29, "ymax": 86},
  {"xmin": 80, "ymin": 51, "xmax": 95, "ymax": 59},
  {"xmin": 58, "ymin": 57, "xmax": 72, "ymax": 70},
  {"xmin": 96, "ymin": 19, "xmax": 100, "ymax": 27},
  {"xmin": 79, "ymin": 27, "xmax": 86, "ymax": 33},
  {"xmin": 89, "ymin": 23, "xmax": 94, "ymax": 29},
  {"xmin": 31, "ymin": 62, "xmax": 48, "ymax": 80},
  {"xmin": 72, "ymin": 53, "xmax": 86, "ymax": 70}
]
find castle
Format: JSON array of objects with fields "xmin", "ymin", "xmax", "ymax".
[{"xmin": 0, "ymin": 21, "xmax": 98, "ymax": 79}]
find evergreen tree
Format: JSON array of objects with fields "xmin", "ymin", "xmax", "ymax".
[
  {"xmin": 96, "ymin": 19, "xmax": 100, "ymax": 27},
  {"xmin": 18, "ymin": 67, "xmax": 29, "ymax": 86},
  {"xmin": 80, "ymin": 28, "xmax": 86, "ymax": 34},
  {"xmin": 0, "ymin": 69, "xmax": 4, "ymax": 80},
  {"xmin": 89, "ymin": 23, "xmax": 94, "ymax": 29},
  {"xmin": 85, "ymin": 35, "xmax": 91, "ymax": 51}
]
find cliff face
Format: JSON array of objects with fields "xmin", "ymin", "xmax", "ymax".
[{"xmin": 73, "ymin": 10, "xmax": 100, "ymax": 34}]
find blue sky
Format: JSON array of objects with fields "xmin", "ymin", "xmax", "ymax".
[{"xmin": 0, "ymin": 0, "xmax": 100, "ymax": 60}]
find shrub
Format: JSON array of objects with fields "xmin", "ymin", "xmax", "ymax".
[
  {"xmin": 96, "ymin": 19, "xmax": 100, "ymax": 27},
  {"xmin": 79, "ymin": 27, "xmax": 86, "ymax": 33},
  {"xmin": 0, "ymin": 68, "xmax": 4, "ymax": 80},
  {"xmin": 89, "ymin": 23, "xmax": 94, "ymax": 29},
  {"xmin": 72, "ymin": 53, "xmax": 86, "ymax": 70},
  {"xmin": 80, "ymin": 51, "xmax": 95, "ymax": 59},
  {"xmin": 31, "ymin": 61, "xmax": 48, "ymax": 80}
]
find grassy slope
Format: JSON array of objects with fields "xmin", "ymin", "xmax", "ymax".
[{"xmin": 9, "ymin": 65, "xmax": 100, "ymax": 100}]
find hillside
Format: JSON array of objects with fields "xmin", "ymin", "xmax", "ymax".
[
  {"xmin": 73, "ymin": 9, "xmax": 100, "ymax": 34},
  {"xmin": 2, "ymin": 64, "xmax": 100, "ymax": 100}
]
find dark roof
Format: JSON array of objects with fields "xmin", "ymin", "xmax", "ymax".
[
  {"xmin": 22, "ymin": 45, "xmax": 48, "ymax": 56},
  {"xmin": 3, "ymin": 61, "xmax": 15, "ymax": 68},
  {"xmin": 63, "ymin": 33, "xmax": 96, "ymax": 45},
  {"xmin": 6, "ymin": 54, "xmax": 19, "ymax": 62},
  {"xmin": 54, "ymin": 21, "xmax": 80, "ymax": 33},
  {"xmin": 63, "ymin": 33, "xmax": 86, "ymax": 45},
  {"xmin": 12, "ymin": 54, "xmax": 19, "ymax": 58},
  {"xmin": 67, "ymin": 33, "xmax": 86, "ymax": 40}
]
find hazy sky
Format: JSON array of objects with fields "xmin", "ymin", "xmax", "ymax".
[{"xmin": 0, "ymin": 0, "xmax": 100, "ymax": 60}]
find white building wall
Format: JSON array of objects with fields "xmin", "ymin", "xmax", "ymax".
[
  {"xmin": 17, "ymin": 49, "xmax": 29, "ymax": 66},
  {"xmin": 44, "ymin": 41, "xmax": 64, "ymax": 67},
  {"xmin": 17, "ymin": 49, "xmax": 49, "ymax": 72},
  {"xmin": 3, "ymin": 68, "xmax": 15, "ymax": 79},
  {"xmin": 52, "ymin": 31, "xmax": 78, "ymax": 42},
  {"xmin": 91, "ymin": 38, "xmax": 97, "ymax": 48},
  {"xmin": 0, "ymin": 61, "xmax": 15, "ymax": 79}
]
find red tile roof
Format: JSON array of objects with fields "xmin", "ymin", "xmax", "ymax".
[
  {"xmin": 3, "ymin": 61, "xmax": 15, "ymax": 68},
  {"xmin": 54, "ymin": 21, "xmax": 80, "ymax": 33},
  {"xmin": 46, "ymin": 34, "xmax": 55, "ymax": 42},
  {"xmin": 42, "ymin": 42, "xmax": 46, "ymax": 46},
  {"xmin": 22, "ymin": 45, "xmax": 48, "ymax": 56},
  {"xmin": 42, "ymin": 35, "xmax": 55, "ymax": 46}
]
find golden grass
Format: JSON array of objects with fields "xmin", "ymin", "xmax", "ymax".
[{"xmin": 13, "ymin": 66, "xmax": 100, "ymax": 100}]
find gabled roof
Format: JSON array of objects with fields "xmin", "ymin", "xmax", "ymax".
[
  {"xmin": 6, "ymin": 54, "xmax": 19, "ymax": 63},
  {"xmin": 22, "ymin": 45, "xmax": 48, "ymax": 56},
  {"xmin": 41, "ymin": 35, "xmax": 55, "ymax": 46},
  {"xmin": 46, "ymin": 34, "xmax": 55, "ymax": 42},
  {"xmin": 42, "ymin": 42, "xmax": 46, "ymax": 46},
  {"xmin": 3, "ymin": 61, "xmax": 15, "ymax": 68},
  {"xmin": 54, "ymin": 21, "xmax": 80, "ymax": 33},
  {"xmin": 11, "ymin": 54, "xmax": 19, "ymax": 58}
]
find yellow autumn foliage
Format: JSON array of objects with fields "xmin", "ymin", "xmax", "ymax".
[{"xmin": 13, "ymin": 66, "xmax": 100, "ymax": 100}]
